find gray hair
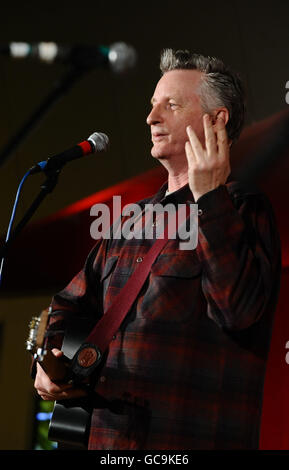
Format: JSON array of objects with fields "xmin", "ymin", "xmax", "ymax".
[{"xmin": 160, "ymin": 49, "xmax": 246, "ymax": 143}]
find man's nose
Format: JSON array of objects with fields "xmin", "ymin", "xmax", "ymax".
[{"xmin": 146, "ymin": 104, "xmax": 162, "ymax": 126}]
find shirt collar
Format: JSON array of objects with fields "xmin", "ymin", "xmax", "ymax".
[{"xmin": 150, "ymin": 180, "xmax": 195, "ymax": 205}]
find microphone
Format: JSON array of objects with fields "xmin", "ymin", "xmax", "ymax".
[
  {"xmin": 29, "ymin": 131, "xmax": 109, "ymax": 174},
  {"xmin": 0, "ymin": 41, "xmax": 137, "ymax": 73}
]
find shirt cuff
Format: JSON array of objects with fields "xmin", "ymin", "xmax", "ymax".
[{"xmin": 196, "ymin": 185, "xmax": 235, "ymax": 224}]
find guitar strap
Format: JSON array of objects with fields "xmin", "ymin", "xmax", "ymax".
[{"xmin": 71, "ymin": 204, "xmax": 193, "ymax": 381}]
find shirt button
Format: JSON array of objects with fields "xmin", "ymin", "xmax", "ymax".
[
  {"xmin": 100, "ymin": 376, "xmax": 106, "ymax": 383},
  {"xmin": 112, "ymin": 335, "xmax": 116, "ymax": 340},
  {"xmin": 136, "ymin": 257, "xmax": 143, "ymax": 263},
  {"xmin": 198, "ymin": 209, "xmax": 203, "ymax": 216}
]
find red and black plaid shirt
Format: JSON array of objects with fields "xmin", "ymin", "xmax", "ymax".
[{"xmin": 49, "ymin": 181, "xmax": 281, "ymax": 450}]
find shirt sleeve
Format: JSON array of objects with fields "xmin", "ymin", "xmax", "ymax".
[{"xmin": 195, "ymin": 182, "xmax": 281, "ymax": 331}]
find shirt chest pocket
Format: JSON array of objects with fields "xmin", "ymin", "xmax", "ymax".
[
  {"xmin": 100, "ymin": 252, "xmax": 203, "ymax": 324},
  {"xmin": 151, "ymin": 252, "xmax": 202, "ymax": 278},
  {"xmin": 100, "ymin": 255, "xmax": 133, "ymax": 302},
  {"xmin": 139, "ymin": 252, "xmax": 203, "ymax": 324}
]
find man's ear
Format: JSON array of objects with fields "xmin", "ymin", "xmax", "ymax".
[
  {"xmin": 211, "ymin": 108, "xmax": 232, "ymax": 147},
  {"xmin": 211, "ymin": 108, "xmax": 229, "ymax": 126}
]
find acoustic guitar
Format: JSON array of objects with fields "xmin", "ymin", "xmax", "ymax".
[{"xmin": 26, "ymin": 308, "xmax": 102, "ymax": 449}]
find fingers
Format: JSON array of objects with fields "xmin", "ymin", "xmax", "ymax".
[
  {"xmin": 185, "ymin": 113, "xmax": 230, "ymax": 200},
  {"xmin": 186, "ymin": 114, "xmax": 217, "ymax": 165},
  {"xmin": 35, "ymin": 362, "xmax": 70, "ymax": 391},
  {"xmin": 185, "ymin": 140, "xmax": 195, "ymax": 168},
  {"xmin": 34, "ymin": 361, "xmax": 87, "ymax": 401},
  {"xmin": 186, "ymin": 114, "xmax": 228, "ymax": 160},
  {"xmin": 215, "ymin": 115, "xmax": 228, "ymax": 158},
  {"xmin": 186, "ymin": 125, "xmax": 204, "ymax": 164},
  {"xmin": 37, "ymin": 386, "xmax": 88, "ymax": 401},
  {"xmin": 51, "ymin": 348, "xmax": 64, "ymax": 358},
  {"xmin": 34, "ymin": 348, "xmax": 91, "ymax": 401},
  {"xmin": 203, "ymin": 113, "xmax": 217, "ymax": 156}
]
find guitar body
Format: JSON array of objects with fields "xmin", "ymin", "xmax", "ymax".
[
  {"xmin": 27, "ymin": 310, "xmax": 103, "ymax": 449},
  {"xmin": 48, "ymin": 315, "xmax": 99, "ymax": 449},
  {"xmin": 49, "ymin": 398, "xmax": 93, "ymax": 449}
]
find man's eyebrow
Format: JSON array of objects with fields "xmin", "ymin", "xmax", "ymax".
[{"xmin": 150, "ymin": 96, "xmax": 180, "ymax": 105}]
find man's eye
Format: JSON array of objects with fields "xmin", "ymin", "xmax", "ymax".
[{"xmin": 169, "ymin": 102, "xmax": 177, "ymax": 108}]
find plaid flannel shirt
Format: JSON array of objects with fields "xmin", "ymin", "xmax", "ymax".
[{"xmin": 48, "ymin": 181, "xmax": 281, "ymax": 450}]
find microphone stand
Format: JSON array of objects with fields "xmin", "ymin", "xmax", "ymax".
[
  {"xmin": 0, "ymin": 166, "xmax": 61, "ymax": 285},
  {"xmin": 0, "ymin": 65, "xmax": 88, "ymax": 168},
  {"xmin": 0, "ymin": 63, "xmax": 95, "ymax": 286}
]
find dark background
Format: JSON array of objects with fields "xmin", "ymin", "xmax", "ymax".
[
  {"xmin": 0, "ymin": 0, "xmax": 288, "ymax": 450},
  {"xmin": 0, "ymin": 1, "xmax": 288, "ymax": 234}
]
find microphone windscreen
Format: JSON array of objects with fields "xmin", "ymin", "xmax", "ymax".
[
  {"xmin": 88, "ymin": 132, "xmax": 109, "ymax": 152},
  {"xmin": 108, "ymin": 42, "xmax": 137, "ymax": 73}
]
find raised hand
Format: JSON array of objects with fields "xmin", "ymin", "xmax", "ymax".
[{"xmin": 185, "ymin": 113, "xmax": 231, "ymax": 201}]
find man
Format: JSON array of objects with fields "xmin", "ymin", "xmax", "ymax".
[{"xmin": 34, "ymin": 49, "xmax": 281, "ymax": 449}]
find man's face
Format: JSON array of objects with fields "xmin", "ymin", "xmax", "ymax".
[{"xmin": 146, "ymin": 69, "xmax": 205, "ymax": 165}]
